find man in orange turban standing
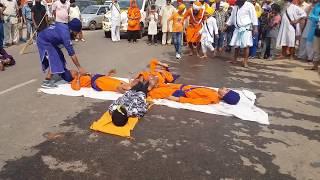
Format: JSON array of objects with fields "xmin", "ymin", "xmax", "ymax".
[
  {"xmin": 183, "ymin": 1, "xmax": 205, "ymax": 56},
  {"xmin": 127, "ymin": 0, "xmax": 141, "ymax": 43}
]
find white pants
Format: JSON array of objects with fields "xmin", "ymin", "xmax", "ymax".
[
  {"xmin": 298, "ymin": 38, "xmax": 314, "ymax": 61},
  {"xmin": 111, "ymin": 25, "xmax": 120, "ymax": 42},
  {"xmin": 162, "ymin": 32, "xmax": 172, "ymax": 45},
  {"xmin": 201, "ymin": 39, "xmax": 214, "ymax": 54},
  {"xmin": 4, "ymin": 22, "xmax": 19, "ymax": 44}
]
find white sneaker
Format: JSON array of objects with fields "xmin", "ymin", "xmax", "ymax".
[
  {"xmin": 81, "ymin": 39, "xmax": 86, "ymax": 42},
  {"xmin": 75, "ymin": 39, "xmax": 79, "ymax": 42},
  {"xmin": 177, "ymin": 54, "xmax": 181, "ymax": 59}
]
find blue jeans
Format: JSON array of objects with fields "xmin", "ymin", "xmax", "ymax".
[
  {"xmin": 249, "ymin": 32, "xmax": 259, "ymax": 57},
  {"xmin": 26, "ymin": 21, "xmax": 34, "ymax": 39},
  {"xmin": 215, "ymin": 31, "xmax": 225, "ymax": 48},
  {"xmin": 173, "ymin": 32, "xmax": 182, "ymax": 54}
]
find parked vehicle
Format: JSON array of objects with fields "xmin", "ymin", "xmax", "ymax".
[
  {"xmin": 81, "ymin": 5, "xmax": 110, "ymax": 30},
  {"xmin": 104, "ymin": 0, "xmax": 112, "ymax": 6},
  {"xmin": 102, "ymin": 0, "xmax": 146, "ymax": 38},
  {"xmin": 76, "ymin": 0, "xmax": 97, "ymax": 12}
]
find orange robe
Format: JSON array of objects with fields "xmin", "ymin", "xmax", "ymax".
[
  {"xmin": 184, "ymin": 8, "xmax": 205, "ymax": 43},
  {"xmin": 71, "ymin": 75, "xmax": 92, "ymax": 90},
  {"xmin": 70, "ymin": 75, "xmax": 124, "ymax": 92},
  {"xmin": 127, "ymin": 7, "xmax": 141, "ymax": 31},
  {"xmin": 149, "ymin": 84, "xmax": 220, "ymax": 105},
  {"xmin": 95, "ymin": 76, "xmax": 123, "ymax": 92},
  {"xmin": 138, "ymin": 59, "xmax": 174, "ymax": 86}
]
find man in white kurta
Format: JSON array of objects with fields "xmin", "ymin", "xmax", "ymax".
[
  {"xmin": 225, "ymin": 0, "xmax": 258, "ymax": 67},
  {"xmin": 160, "ymin": 0, "xmax": 176, "ymax": 45},
  {"xmin": 110, "ymin": 0, "xmax": 121, "ymax": 42},
  {"xmin": 200, "ymin": 9, "xmax": 218, "ymax": 58},
  {"xmin": 276, "ymin": 0, "xmax": 306, "ymax": 58}
]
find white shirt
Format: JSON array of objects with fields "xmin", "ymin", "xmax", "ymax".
[
  {"xmin": 226, "ymin": 1, "xmax": 258, "ymax": 28},
  {"xmin": 201, "ymin": 16, "xmax": 218, "ymax": 43},
  {"xmin": 69, "ymin": 6, "xmax": 80, "ymax": 20},
  {"xmin": 52, "ymin": 0, "xmax": 70, "ymax": 23},
  {"xmin": 109, "ymin": 2, "xmax": 121, "ymax": 26},
  {"xmin": 0, "ymin": 0, "xmax": 18, "ymax": 16},
  {"xmin": 284, "ymin": 3, "xmax": 306, "ymax": 23},
  {"xmin": 160, "ymin": 4, "xmax": 176, "ymax": 32}
]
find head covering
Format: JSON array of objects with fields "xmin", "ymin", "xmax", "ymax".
[
  {"xmin": 206, "ymin": 7, "xmax": 214, "ymax": 15},
  {"xmin": 227, "ymin": 0, "xmax": 236, "ymax": 6},
  {"xmin": 209, "ymin": 0, "xmax": 215, "ymax": 3},
  {"xmin": 222, "ymin": 90, "xmax": 240, "ymax": 105},
  {"xmin": 111, "ymin": 106, "xmax": 128, "ymax": 127},
  {"xmin": 193, "ymin": 1, "xmax": 202, "ymax": 10},
  {"xmin": 178, "ymin": 3, "xmax": 186, "ymax": 11},
  {"xmin": 68, "ymin": 18, "xmax": 82, "ymax": 32}
]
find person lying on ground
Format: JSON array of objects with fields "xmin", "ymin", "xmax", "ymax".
[
  {"xmin": 66, "ymin": 69, "xmax": 132, "ymax": 93},
  {"xmin": 0, "ymin": 48, "xmax": 15, "ymax": 71},
  {"xmin": 108, "ymin": 76, "xmax": 158, "ymax": 127},
  {"xmin": 37, "ymin": 18, "xmax": 87, "ymax": 88},
  {"xmin": 134, "ymin": 58, "xmax": 177, "ymax": 86},
  {"xmin": 148, "ymin": 84, "xmax": 241, "ymax": 105}
]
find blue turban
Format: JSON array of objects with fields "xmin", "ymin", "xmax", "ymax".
[
  {"xmin": 222, "ymin": 90, "xmax": 240, "ymax": 105},
  {"xmin": 68, "ymin": 18, "xmax": 82, "ymax": 32}
]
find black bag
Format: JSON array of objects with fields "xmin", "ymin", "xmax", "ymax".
[{"xmin": 286, "ymin": 10, "xmax": 296, "ymax": 30}]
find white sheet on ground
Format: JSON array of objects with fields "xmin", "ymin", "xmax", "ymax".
[{"xmin": 38, "ymin": 80, "xmax": 269, "ymax": 125}]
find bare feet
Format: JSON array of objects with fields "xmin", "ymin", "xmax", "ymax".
[
  {"xmin": 0, "ymin": 62, "xmax": 4, "ymax": 71},
  {"xmin": 187, "ymin": 52, "xmax": 194, "ymax": 56},
  {"xmin": 227, "ymin": 60, "xmax": 237, "ymax": 64},
  {"xmin": 242, "ymin": 62, "xmax": 249, "ymax": 68}
]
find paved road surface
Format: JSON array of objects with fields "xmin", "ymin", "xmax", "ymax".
[{"xmin": 0, "ymin": 30, "xmax": 319, "ymax": 179}]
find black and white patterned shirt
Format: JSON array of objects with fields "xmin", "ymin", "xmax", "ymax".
[{"xmin": 108, "ymin": 90, "xmax": 148, "ymax": 118}]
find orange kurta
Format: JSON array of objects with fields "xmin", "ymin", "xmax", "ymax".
[
  {"xmin": 184, "ymin": 8, "xmax": 205, "ymax": 43},
  {"xmin": 127, "ymin": 7, "xmax": 141, "ymax": 31},
  {"xmin": 149, "ymin": 84, "xmax": 220, "ymax": 105},
  {"xmin": 70, "ymin": 75, "xmax": 124, "ymax": 92},
  {"xmin": 139, "ymin": 59, "xmax": 174, "ymax": 85},
  {"xmin": 95, "ymin": 76, "xmax": 123, "ymax": 92},
  {"xmin": 71, "ymin": 75, "xmax": 92, "ymax": 90}
]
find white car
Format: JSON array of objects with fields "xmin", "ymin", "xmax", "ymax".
[{"xmin": 102, "ymin": 0, "xmax": 148, "ymax": 38}]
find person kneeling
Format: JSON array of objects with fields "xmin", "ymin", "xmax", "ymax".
[{"xmin": 0, "ymin": 49, "xmax": 15, "ymax": 71}]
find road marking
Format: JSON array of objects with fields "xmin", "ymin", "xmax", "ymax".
[{"xmin": 0, "ymin": 79, "xmax": 37, "ymax": 96}]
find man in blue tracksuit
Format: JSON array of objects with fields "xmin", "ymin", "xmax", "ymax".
[{"xmin": 37, "ymin": 18, "xmax": 86, "ymax": 88}]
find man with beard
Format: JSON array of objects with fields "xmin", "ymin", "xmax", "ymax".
[
  {"xmin": 225, "ymin": 0, "xmax": 258, "ymax": 67},
  {"xmin": 110, "ymin": 0, "xmax": 121, "ymax": 42},
  {"xmin": 32, "ymin": 0, "xmax": 48, "ymax": 33},
  {"xmin": 1, "ymin": 0, "xmax": 19, "ymax": 46},
  {"xmin": 22, "ymin": 0, "xmax": 33, "ymax": 42},
  {"xmin": 183, "ymin": 1, "xmax": 205, "ymax": 56},
  {"xmin": 160, "ymin": 0, "xmax": 176, "ymax": 45},
  {"xmin": 276, "ymin": 0, "xmax": 306, "ymax": 59},
  {"xmin": 52, "ymin": 0, "xmax": 70, "ymax": 24},
  {"xmin": 36, "ymin": 18, "xmax": 87, "ymax": 88}
]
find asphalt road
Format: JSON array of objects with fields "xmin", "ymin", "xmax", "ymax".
[{"xmin": 0, "ymin": 30, "xmax": 319, "ymax": 180}]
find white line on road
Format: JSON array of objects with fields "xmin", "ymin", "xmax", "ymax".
[{"xmin": 0, "ymin": 79, "xmax": 37, "ymax": 96}]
